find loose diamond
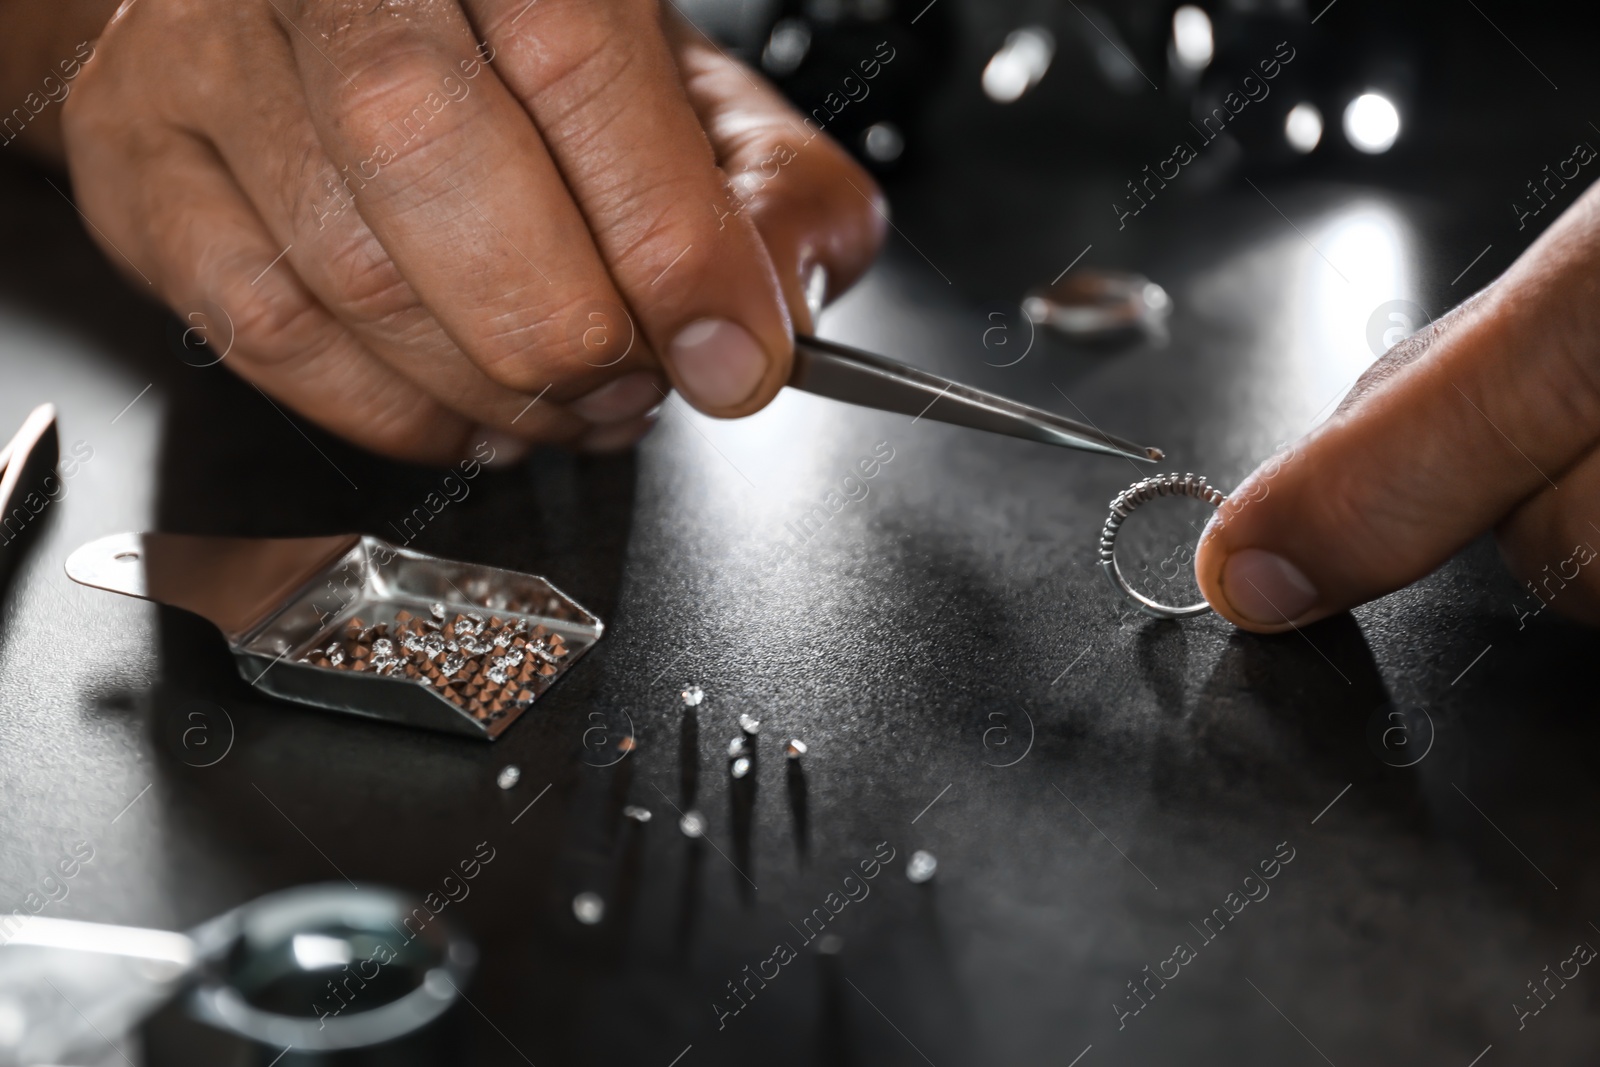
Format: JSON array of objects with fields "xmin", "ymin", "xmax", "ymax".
[
  {"xmin": 504, "ymin": 647, "xmax": 525, "ymax": 667},
  {"xmin": 371, "ymin": 638, "xmax": 394, "ymax": 657},
  {"xmin": 731, "ymin": 757, "xmax": 751, "ymax": 779},
  {"xmin": 401, "ymin": 632, "xmax": 424, "ymax": 653},
  {"xmin": 785, "ymin": 738, "xmax": 808, "ymax": 760},
  {"xmin": 681, "ymin": 685, "xmax": 705, "ymax": 707},
  {"xmin": 486, "ymin": 661, "xmax": 509, "ymax": 685},
  {"xmin": 738, "ymin": 713, "xmax": 760, "ymax": 736},
  {"xmin": 906, "ymin": 850, "xmax": 938, "ymax": 884},
  {"xmin": 327, "ymin": 645, "xmax": 345, "ymax": 667},
  {"xmin": 572, "ymin": 892, "xmax": 605, "ymax": 925},
  {"xmin": 441, "ymin": 652, "xmax": 465, "ymax": 677},
  {"xmin": 679, "ymin": 810, "xmax": 706, "ymax": 838},
  {"xmin": 430, "ymin": 603, "xmax": 446, "ymax": 620},
  {"xmin": 622, "ymin": 805, "xmax": 652, "ymax": 823},
  {"xmin": 496, "ymin": 764, "xmax": 521, "ymax": 790},
  {"xmin": 727, "ymin": 736, "xmax": 750, "ymax": 759},
  {"xmin": 423, "ymin": 633, "xmax": 446, "ymax": 657}
]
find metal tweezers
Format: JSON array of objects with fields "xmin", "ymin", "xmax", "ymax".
[
  {"xmin": 789, "ymin": 335, "xmax": 1162, "ymax": 463},
  {"xmin": 0, "ymin": 403, "xmax": 58, "ymax": 517}
]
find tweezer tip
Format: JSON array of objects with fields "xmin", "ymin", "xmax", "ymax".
[{"xmin": 1145, "ymin": 447, "xmax": 1165, "ymax": 462}]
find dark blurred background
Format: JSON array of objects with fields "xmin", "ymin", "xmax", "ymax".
[{"xmin": 4, "ymin": 3, "xmax": 1599, "ymax": 1067}]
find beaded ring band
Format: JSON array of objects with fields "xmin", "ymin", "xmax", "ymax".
[{"xmin": 1099, "ymin": 473, "xmax": 1225, "ymax": 619}]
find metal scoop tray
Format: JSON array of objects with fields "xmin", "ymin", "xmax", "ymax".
[{"xmin": 66, "ymin": 532, "xmax": 603, "ymax": 740}]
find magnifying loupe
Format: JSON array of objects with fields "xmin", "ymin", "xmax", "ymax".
[{"xmin": 0, "ymin": 883, "xmax": 476, "ymax": 1065}]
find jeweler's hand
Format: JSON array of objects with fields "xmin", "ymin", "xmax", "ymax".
[
  {"xmin": 57, "ymin": 0, "xmax": 883, "ymax": 463},
  {"xmin": 1196, "ymin": 182, "xmax": 1600, "ymax": 632}
]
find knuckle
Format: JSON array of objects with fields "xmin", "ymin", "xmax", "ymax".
[
  {"xmin": 469, "ymin": 303, "xmax": 587, "ymax": 393},
  {"xmin": 320, "ymin": 235, "xmax": 423, "ymax": 328},
  {"xmin": 212, "ymin": 269, "xmax": 327, "ymax": 367},
  {"xmin": 607, "ymin": 184, "xmax": 714, "ymax": 268},
  {"xmin": 345, "ymin": 397, "xmax": 463, "ymax": 460},
  {"xmin": 490, "ymin": 1, "xmax": 637, "ymax": 99},
  {"xmin": 324, "ymin": 60, "xmax": 460, "ymax": 162}
]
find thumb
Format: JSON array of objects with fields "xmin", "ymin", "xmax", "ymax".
[{"xmin": 1196, "ymin": 186, "xmax": 1600, "ymax": 633}]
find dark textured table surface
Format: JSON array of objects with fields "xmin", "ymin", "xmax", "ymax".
[{"xmin": 4, "ymin": 40, "xmax": 1600, "ymax": 1067}]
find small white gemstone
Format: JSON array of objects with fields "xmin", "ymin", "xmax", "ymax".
[
  {"xmin": 785, "ymin": 738, "xmax": 808, "ymax": 759},
  {"xmin": 430, "ymin": 603, "xmax": 446, "ymax": 620},
  {"xmin": 679, "ymin": 810, "xmax": 706, "ymax": 838},
  {"xmin": 681, "ymin": 685, "xmax": 705, "ymax": 707},
  {"xmin": 572, "ymin": 892, "xmax": 605, "ymax": 925},
  {"xmin": 906, "ymin": 850, "xmax": 938, "ymax": 884},
  {"xmin": 441, "ymin": 652, "xmax": 465, "ymax": 676},
  {"xmin": 622, "ymin": 805, "xmax": 653, "ymax": 823},
  {"xmin": 728, "ymin": 737, "xmax": 750, "ymax": 759},
  {"xmin": 486, "ymin": 661, "xmax": 509, "ymax": 685},
  {"xmin": 327, "ymin": 646, "xmax": 345, "ymax": 667},
  {"xmin": 496, "ymin": 765, "xmax": 521, "ymax": 790},
  {"xmin": 731, "ymin": 757, "xmax": 751, "ymax": 779},
  {"xmin": 738, "ymin": 713, "xmax": 760, "ymax": 736}
]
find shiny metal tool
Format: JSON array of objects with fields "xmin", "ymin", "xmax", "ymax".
[
  {"xmin": 0, "ymin": 883, "xmax": 475, "ymax": 1065},
  {"xmin": 65, "ymin": 532, "xmax": 603, "ymax": 740},
  {"xmin": 790, "ymin": 334, "xmax": 1162, "ymax": 462},
  {"xmin": 0, "ymin": 402, "xmax": 58, "ymax": 519}
]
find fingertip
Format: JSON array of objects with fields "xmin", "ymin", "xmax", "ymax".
[
  {"xmin": 666, "ymin": 317, "xmax": 787, "ymax": 417},
  {"xmin": 470, "ymin": 428, "xmax": 534, "ymax": 469},
  {"xmin": 1196, "ymin": 490, "xmax": 1324, "ymax": 634},
  {"xmin": 568, "ymin": 371, "xmax": 669, "ymax": 424},
  {"xmin": 1216, "ymin": 548, "xmax": 1321, "ymax": 631},
  {"xmin": 578, "ymin": 413, "xmax": 658, "ymax": 453}
]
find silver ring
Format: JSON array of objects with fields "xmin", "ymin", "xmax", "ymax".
[
  {"xmin": 1023, "ymin": 270, "xmax": 1171, "ymax": 339},
  {"xmin": 1099, "ymin": 473, "xmax": 1225, "ymax": 619}
]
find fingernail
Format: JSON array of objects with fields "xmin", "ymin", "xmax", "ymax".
[
  {"xmin": 579, "ymin": 414, "xmax": 657, "ymax": 454},
  {"xmin": 668, "ymin": 318, "xmax": 768, "ymax": 409},
  {"xmin": 1221, "ymin": 548, "xmax": 1319, "ymax": 625},
  {"xmin": 472, "ymin": 429, "xmax": 533, "ymax": 468},
  {"xmin": 803, "ymin": 262, "xmax": 829, "ymax": 325},
  {"xmin": 568, "ymin": 371, "xmax": 666, "ymax": 424}
]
